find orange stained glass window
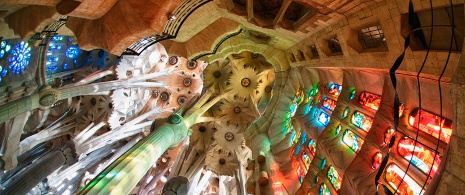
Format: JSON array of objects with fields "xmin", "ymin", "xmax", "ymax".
[
  {"xmin": 359, "ymin": 91, "xmax": 382, "ymax": 111},
  {"xmin": 384, "ymin": 127, "xmax": 395, "ymax": 145},
  {"xmin": 351, "ymin": 111, "xmax": 374, "ymax": 132},
  {"xmin": 372, "ymin": 152, "xmax": 383, "ymax": 169},
  {"xmin": 409, "ymin": 108, "xmax": 452, "ymax": 143},
  {"xmin": 385, "ymin": 163, "xmax": 423, "ymax": 195},
  {"xmin": 398, "ymin": 137, "xmax": 442, "ymax": 177}
]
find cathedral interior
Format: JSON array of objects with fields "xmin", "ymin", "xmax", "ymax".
[{"xmin": 0, "ymin": 0, "xmax": 464, "ymax": 194}]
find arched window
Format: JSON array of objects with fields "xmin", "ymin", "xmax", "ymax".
[
  {"xmin": 335, "ymin": 124, "xmax": 341, "ymax": 136},
  {"xmin": 359, "ymin": 91, "xmax": 382, "ymax": 110},
  {"xmin": 409, "ymin": 108, "xmax": 452, "ymax": 143},
  {"xmin": 302, "ymin": 153, "xmax": 312, "ymax": 168},
  {"xmin": 372, "ymin": 152, "xmax": 383, "ymax": 169},
  {"xmin": 327, "ymin": 83, "xmax": 342, "ymax": 97},
  {"xmin": 322, "ymin": 96, "xmax": 337, "ymax": 111},
  {"xmin": 318, "ymin": 111, "xmax": 330, "ymax": 127},
  {"xmin": 327, "ymin": 166, "xmax": 342, "ymax": 190},
  {"xmin": 398, "ymin": 137, "xmax": 442, "ymax": 177},
  {"xmin": 342, "ymin": 129, "xmax": 364, "ymax": 153},
  {"xmin": 351, "ymin": 111, "xmax": 374, "ymax": 132},
  {"xmin": 385, "ymin": 163, "xmax": 423, "ymax": 195},
  {"xmin": 320, "ymin": 183, "xmax": 331, "ymax": 195},
  {"xmin": 297, "ymin": 165, "xmax": 306, "ymax": 183}
]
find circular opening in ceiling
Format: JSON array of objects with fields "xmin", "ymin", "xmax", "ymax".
[
  {"xmin": 183, "ymin": 78, "xmax": 192, "ymax": 87},
  {"xmin": 265, "ymin": 86, "xmax": 272, "ymax": 93},
  {"xmin": 225, "ymin": 132, "xmax": 234, "ymax": 141},
  {"xmin": 187, "ymin": 61, "xmax": 197, "ymax": 69},
  {"xmin": 160, "ymin": 92, "xmax": 169, "ymax": 101},
  {"xmin": 213, "ymin": 71, "xmax": 221, "ymax": 78},
  {"xmin": 234, "ymin": 107, "xmax": 241, "ymax": 113},
  {"xmin": 178, "ymin": 96, "xmax": 187, "ymax": 105},
  {"xmin": 219, "ymin": 158, "xmax": 226, "ymax": 165},
  {"xmin": 241, "ymin": 78, "xmax": 251, "ymax": 87},
  {"xmin": 199, "ymin": 126, "xmax": 206, "ymax": 132},
  {"xmin": 91, "ymin": 97, "xmax": 97, "ymax": 105},
  {"xmin": 169, "ymin": 56, "xmax": 178, "ymax": 65}
]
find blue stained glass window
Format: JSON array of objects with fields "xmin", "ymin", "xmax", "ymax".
[
  {"xmin": 318, "ymin": 111, "xmax": 330, "ymax": 126},
  {"xmin": 349, "ymin": 89, "xmax": 356, "ymax": 100},
  {"xmin": 48, "ymin": 56, "xmax": 59, "ymax": 62},
  {"xmin": 9, "ymin": 41, "xmax": 31, "ymax": 74},
  {"xmin": 320, "ymin": 183, "xmax": 331, "ymax": 195},
  {"xmin": 2, "ymin": 69, "xmax": 8, "ymax": 77},
  {"xmin": 52, "ymin": 36, "xmax": 64, "ymax": 41},
  {"xmin": 0, "ymin": 41, "xmax": 5, "ymax": 48},
  {"xmin": 64, "ymin": 63, "xmax": 69, "ymax": 70},
  {"xmin": 66, "ymin": 46, "xmax": 80, "ymax": 59},
  {"xmin": 0, "ymin": 50, "xmax": 4, "ymax": 58},
  {"xmin": 0, "ymin": 66, "xmax": 3, "ymax": 82},
  {"xmin": 5, "ymin": 44, "xmax": 11, "ymax": 52},
  {"xmin": 294, "ymin": 144, "xmax": 302, "ymax": 155},
  {"xmin": 49, "ymin": 44, "xmax": 62, "ymax": 50}
]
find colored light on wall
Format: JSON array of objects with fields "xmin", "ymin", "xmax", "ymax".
[
  {"xmin": 9, "ymin": 41, "xmax": 31, "ymax": 74},
  {"xmin": 318, "ymin": 111, "xmax": 330, "ymax": 126},
  {"xmin": 349, "ymin": 89, "xmax": 356, "ymax": 100},
  {"xmin": 327, "ymin": 166, "xmax": 342, "ymax": 190},
  {"xmin": 359, "ymin": 91, "xmax": 381, "ymax": 111},
  {"xmin": 385, "ymin": 163, "xmax": 423, "ymax": 195},
  {"xmin": 289, "ymin": 103, "xmax": 298, "ymax": 117},
  {"xmin": 398, "ymin": 137, "xmax": 442, "ymax": 177},
  {"xmin": 308, "ymin": 139, "xmax": 316, "ymax": 157},
  {"xmin": 328, "ymin": 83, "xmax": 342, "ymax": 97},
  {"xmin": 302, "ymin": 153, "xmax": 312, "ymax": 168},
  {"xmin": 342, "ymin": 129, "xmax": 364, "ymax": 153},
  {"xmin": 320, "ymin": 183, "xmax": 331, "ymax": 195},
  {"xmin": 372, "ymin": 152, "xmax": 383, "ymax": 169},
  {"xmin": 409, "ymin": 108, "xmax": 452, "ymax": 143},
  {"xmin": 297, "ymin": 165, "xmax": 306, "ymax": 183},
  {"xmin": 322, "ymin": 97, "xmax": 337, "ymax": 111},
  {"xmin": 384, "ymin": 127, "xmax": 395, "ymax": 145},
  {"xmin": 351, "ymin": 111, "xmax": 374, "ymax": 132},
  {"xmin": 342, "ymin": 107, "xmax": 349, "ymax": 119}
]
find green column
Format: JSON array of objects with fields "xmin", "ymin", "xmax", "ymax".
[{"xmin": 79, "ymin": 114, "xmax": 189, "ymax": 195}]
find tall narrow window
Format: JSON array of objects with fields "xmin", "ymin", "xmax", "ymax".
[
  {"xmin": 384, "ymin": 127, "xmax": 395, "ymax": 145},
  {"xmin": 310, "ymin": 45, "xmax": 320, "ymax": 59},
  {"xmin": 327, "ymin": 83, "xmax": 342, "ymax": 97},
  {"xmin": 328, "ymin": 37, "xmax": 343, "ymax": 54},
  {"xmin": 372, "ymin": 152, "xmax": 383, "ymax": 170},
  {"xmin": 302, "ymin": 153, "xmax": 312, "ymax": 168},
  {"xmin": 409, "ymin": 108, "xmax": 453, "ymax": 143},
  {"xmin": 327, "ymin": 166, "xmax": 342, "ymax": 190},
  {"xmin": 342, "ymin": 129, "xmax": 364, "ymax": 153},
  {"xmin": 351, "ymin": 111, "xmax": 374, "ymax": 132},
  {"xmin": 398, "ymin": 137, "xmax": 442, "ymax": 177},
  {"xmin": 385, "ymin": 163, "xmax": 423, "ymax": 195},
  {"xmin": 342, "ymin": 107, "xmax": 350, "ymax": 119},
  {"xmin": 359, "ymin": 91, "xmax": 382, "ymax": 111},
  {"xmin": 322, "ymin": 96, "xmax": 337, "ymax": 111},
  {"xmin": 297, "ymin": 165, "xmax": 306, "ymax": 183},
  {"xmin": 349, "ymin": 89, "xmax": 356, "ymax": 100}
]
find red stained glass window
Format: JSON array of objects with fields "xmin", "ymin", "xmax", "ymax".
[
  {"xmin": 384, "ymin": 127, "xmax": 395, "ymax": 145},
  {"xmin": 359, "ymin": 91, "xmax": 382, "ymax": 111},
  {"xmin": 398, "ymin": 137, "xmax": 442, "ymax": 177},
  {"xmin": 385, "ymin": 163, "xmax": 423, "ymax": 195},
  {"xmin": 322, "ymin": 96, "xmax": 337, "ymax": 111},
  {"xmin": 372, "ymin": 152, "xmax": 383, "ymax": 169},
  {"xmin": 409, "ymin": 108, "xmax": 452, "ymax": 143}
]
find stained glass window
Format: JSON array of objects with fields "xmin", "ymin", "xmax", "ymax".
[
  {"xmin": 322, "ymin": 97, "xmax": 337, "ymax": 111},
  {"xmin": 359, "ymin": 91, "xmax": 382, "ymax": 111},
  {"xmin": 294, "ymin": 144, "xmax": 302, "ymax": 155},
  {"xmin": 342, "ymin": 129, "xmax": 364, "ymax": 153},
  {"xmin": 66, "ymin": 46, "xmax": 80, "ymax": 59},
  {"xmin": 318, "ymin": 111, "xmax": 330, "ymax": 127},
  {"xmin": 0, "ymin": 66, "xmax": 3, "ymax": 82},
  {"xmin": 342, "ymin": 107, "xmax": 349, "ymax": 119},
  {"xmin": 320, "ymin": 158, "xmax": 326, "ymax": 170},
  {"xmin": 328, "ymin": 83, "xmax": 342, "ymax": 97},
  {"xmin": 398, "ymin": 137, "xmax": 442, "ymax": 177},
  {"xmin": 384, "ymin": 127, "xmax": 395, "ymax": 145},
  {"xmin": 327, "ymin": 166, "xmax": 342, "ymax": 190},
  {"xmin": 320, "ymin": 183, "xmax": 331, "ymax": 195},
  {"xmin": 349, "ymin": 89, "xmax": 356, "ymax": 100},
  {"xmin": 0, "ymin": 41, "xmax": 5, "ymax": 48},
  {"xmin": 409, "ymin": 108, "xmax": 452, "ymax": 143},
  {"xmin": 289, "ymin": 103, "xmax": 298, "ymax": 117},
  {"xmin": 52, "ymin": 36, "xmax": 64, "ymax": 41},
  {"xmin": 9, "ymin": 41, "xmax": 31, "ymax": 74},
  {"xmin": 372, "ymin": 152, "xmax": 383, "ymax": 169},
  {"xmin": 351, "ymin": 111, "xmax": 374, "ymax": 132},
  {"xmin": 308, "ymin": 139, "xmax": 316, "ymax": 157},
  {"xmin": 0, "ymin": 50, "xmax": 4, "ymax": 58},
  {"xmin": 399, "ymin": 102, "xmax": 405, "ymax": 117},
  {"xmin": 385, "ymin": 163, "xmax": 423, "ymax": 195}
]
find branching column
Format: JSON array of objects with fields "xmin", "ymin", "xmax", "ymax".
[{"xmin": 78, "ymin": 114, "xmax": 189, "ymax": 195}]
